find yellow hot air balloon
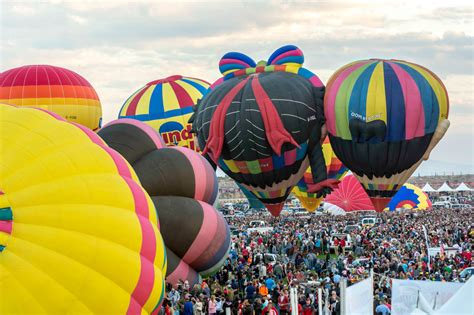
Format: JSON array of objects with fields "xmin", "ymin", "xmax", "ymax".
[
  {"xmin": 293, "ymin": 138, "xmax": 348, "ymax": 212},
  {"xmin": 0, "ymin": 104, "xmax": 166, "ymax": 314}
]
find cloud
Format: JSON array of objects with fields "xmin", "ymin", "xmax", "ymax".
[
  {"xmin": 67, "ymin": 14, "xmax": 87, "ymax": 25},
  {"xmin": 1, "ymin": 0, "xmax": 473, "ymax": 170}
]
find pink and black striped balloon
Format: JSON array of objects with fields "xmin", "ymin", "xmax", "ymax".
[{"xmin": 98, "ymin": 119, "xmax": 228, "ymax": 286}]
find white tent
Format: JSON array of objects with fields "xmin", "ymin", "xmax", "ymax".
[
  {"xmin": 322, "ymin": 202, "xmax": 346, "ymax": 216},
  {"xmin": 422, "ymin": 183, "xmax": 437, "ymax": 193},
  {"xmin": 455, "ymin": 182, "xmax": 472, "ymax": 192},
  {"xmin": 434, "ymin": 277, "xmax": 474, "ymax": 314},
  {"xmin": 437, "ymin": 182, "xmax": 454, "ymax": 192}
]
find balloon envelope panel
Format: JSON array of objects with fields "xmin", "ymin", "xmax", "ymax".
[
  {"xmin": 99, "ymin": 120, "xmax": 218, "ymax": 205},
  {"xmin": 324, "ymin": 175, "xmax": 375, "ymax": 212},
  {"xmin": 293, "ymin": 137, "xmax": 348, "ymax": 212},
  {"xmin": 99, "ymin": 119, "xmax": 229, "ymax": 286},
  {"xmin": 386, "ymin": 184, "xmax": 432, "ymax": 211},
  {"xmin": 0, "ymin": 65, "xmax": 103, "ymax": 131},
  {"xmin": 0, "ymin": 104, "xmax": 165, "ymax": 314},
  {"xmin": 324, "ymin": 59, "xmax": 449, "ymax": 210},
  {"xmin": 192, "ymin": 45, "xmax": 327, "ymax": 216},
  {"xmin": 118, "ymin": 75, "xmax": 210, "ymax": 152}
]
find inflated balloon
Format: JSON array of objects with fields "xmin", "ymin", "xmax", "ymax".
[
  {"xmin": 98, "ymin": 119, "xmax": 229, "ymax": 286},
  {"xmin": 191, "ymin": 45, "xmax": 336, "ymax": 216},
  {"xmin": 293, "ymin": 137, "xmax": 348, "ymax": 212},
  {"xmin": 237, "ymin": 183, "xmax": 265, "ymax": 210},
  {"xmin": 118, "ymin": 75, "xmax": 210, "ymax": 152},
  {"xmin": 324, "ymin": 175, "xmax": 375, "ymax": 212},
  {"xmin": 386, "ymin": 184, "xmax": 432, "ymax": 211},
  {"xmin": 0, "ymin": 104, "xmax": 166, "ymax": 314},
  {"xmin": 325, "ymin": 59, "xmax": 449, "ymax": 211},
  {"xmin": 0, "ymin": 65, "xmax": 102, "ymax": 130}
]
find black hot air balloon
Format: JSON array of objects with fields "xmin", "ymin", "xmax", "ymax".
[{"xmin": 190, "ymin": 45, "xmax": 337, "ymax": 216}]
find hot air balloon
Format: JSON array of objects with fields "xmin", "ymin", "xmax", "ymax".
[
  {"xmin": 98, "ymin": 119, "xmax": 229, "ymax": 286},
  {"xmin": 118, "ymin": 75, "xmax": 210, "ymax": 152},
  {"xmin": 237, "ymin": 183, "xmax": 265, "ymax": 210},
  {"xmin": 324, "ymin": 175, "xmax": 375, "ymax": 212},
  {"xmin": 0, "ymin": 104, "xmax": 166, "ymax": 314},
  {"xmin": 0, "ymin": 65, "xmax": 102, "ymax": 131},
  {"xmin": 293, "ymin": 137, "xmax": 348, "ymax": 212},
  {"xmin": 324, "ymin": 59, "xmax": 449, "ymax": 211},
  {"xmin": 190, "ymin": 45, "xmax": 336, "ymax": 216},
  {"xmin": 386, "ymin": 184, "xmax": 432, "ymax": 211}
]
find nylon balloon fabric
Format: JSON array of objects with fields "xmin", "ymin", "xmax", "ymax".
[
  {"xmin": 0, "ymin": 65, "xmax": 103, "ymax": 131},
  {"xmin": 292, "ymin": 137, "xmax": 348, "ymax": 212},
  {"xmin": 323, "ymin": 175, "xmax": 375, "ymax": 212},
  {"xmin": 324, "ymin": 59, "xmax": 449, "ymax": 211},
  {"xmin": 386, "ymin": 184, "xmax": 432, "ymax": 211},
  {"xmin": 118, "ymin": 75, "xmax": 210, "ymax": 152},
  {"xmin": 98, "ymin": 119, "xmax": 229, "ymax": 287},
  {"xmin": 191, "ymin": 45, "xmax": 335, "ymax": 216},
  {"xmin": 0, "ymin": 104, "xmax": 166, "ymax": 315}
]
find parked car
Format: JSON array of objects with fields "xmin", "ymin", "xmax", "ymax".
[
  {"xmin": 248, "ymin": 220, "xmax": 273, "ymax": 233},
  {"xmin": 343, "ymin": 224, "xmax": 360, "ymax": 233},
  {"xmin": 253, "ymin": 253, "xmax": 279, "ymax": 265},
  {"xmin": 460, "ymin": 267, "xmax": 474, "ymax": 281},
  {"xmin": 361, "ymin": 217, "xmax": 380, "ymax": 227},
  {"xmin": 433, "ymin": 201, "xmax": 452, "ymax": 209}
]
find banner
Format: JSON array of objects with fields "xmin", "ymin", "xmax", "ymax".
[
  {"xmin": 392, "ymin": 279, "xmax": 463, "ymax": 315},
  {"xmin": 345, "ymin": 277, "xmax": 373, "ymax": 315}
]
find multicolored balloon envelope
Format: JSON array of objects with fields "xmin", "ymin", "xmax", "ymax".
[
  {"xmin": 0, "ymin": 104, "xmax": 166, "ymax": 314},
  {"xmin": 98, "ymin": 119, "xmax": 230, "ymax": 287},
  {"xmin": 324, "ymin": 59, "xmax": 449, "ymax": 211},
  {"xmin": 0, "ymin": 65, "xmax": 102, "ymax": 131},
  {"xmin": 386, "ymin": 184, "xmax": 432, "ymax": 211},
  {"xmin": 293, "ymin": 137, "xmax": 348, "ymax": 212},
  {"xmin": 118, "ymin": 75, "xmax": 210, "ymax": 152},
  {"xmin": 237, "ymin": 183, "xmax": 265, "ymax": 209},
  {"xmin": 324, "ymin": 175, "xmax": 375, "ymax": 212},
  {"xmin": 191, "ymin": 45, "xmax": 335, "ymax": 216}
]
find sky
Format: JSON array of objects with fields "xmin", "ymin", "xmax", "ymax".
[{"xmin": 1, "ymin": 0, "xmax": 473, "ymax": 175}]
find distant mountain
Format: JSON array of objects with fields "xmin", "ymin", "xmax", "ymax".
[{"xmin": 414, "ymin": 159, "xmax": 474, "ymax": 176}]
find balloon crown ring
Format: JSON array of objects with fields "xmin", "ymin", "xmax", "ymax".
[
  {"xmin": 146, "ymin": 75, "xmax": 184, "ymax": 86},
  {"xmin": 0, "ymin": 190, "xmax": 13, "ymax": 252}
]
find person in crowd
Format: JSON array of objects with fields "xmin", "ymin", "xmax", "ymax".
[
  {"xmin": 164, "ymin": 207, "xmax": 472, "ymax": 315},
  {"xmin": 184, "ymin": 296, "xmax": 194, "ymax": 315},
  {"xmin": 209, "ymin": 295, "xmax": 217, "ymax": 315}
]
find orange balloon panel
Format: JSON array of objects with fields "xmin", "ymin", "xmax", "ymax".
[{"xmin": 0, "ymin": 65, "xmax": 102, "ymax": 131}]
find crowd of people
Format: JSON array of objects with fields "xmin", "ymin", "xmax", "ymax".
[{"xmin": 159, "ymin": 207, "xmax": 473, "ymax": 315}]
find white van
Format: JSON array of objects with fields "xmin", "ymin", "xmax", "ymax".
[
  {"xmin": 361, "ymin": 217, "xmax": 377, "ymax": 227},
  {"xmin": 433, "ymin": 201, "xmax": 452, "ymax": 209}
]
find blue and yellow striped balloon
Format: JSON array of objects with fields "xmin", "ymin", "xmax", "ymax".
[
  {"xmin": 386, "ymin": 184, "xmax": 432, "ymax": 211},
  {"xmin": 118, "ymin": 75, "xmax": 210, "ymax": 152}
]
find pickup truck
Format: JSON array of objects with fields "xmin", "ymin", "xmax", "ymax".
[{"xmin": 247, "ymin": 220, "xmax": 273, "ymax": 233}]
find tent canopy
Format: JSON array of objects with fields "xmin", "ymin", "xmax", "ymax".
[
  {"xmin": 455, "ymin": 182, "xmax": 472, "ymax": 192},
  {"xmin": 437, "ymin": 182, "xmax": 454, "ymax": 192},
  {"xmin": 322, "ymin": 202, "xmax": 347, "ymax": 216},
  {"xmin": 434, "ymin": 277, "xmax": 473, "ymax": 314},
  {"xmin": 421, "ymin": 183, "xmax": 436, "ymax": 192}
]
